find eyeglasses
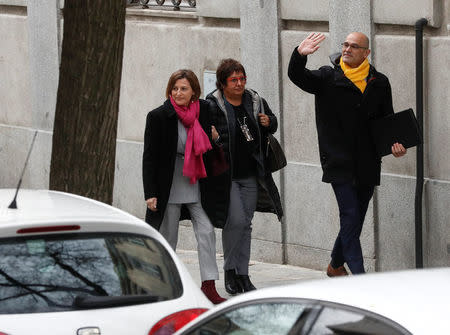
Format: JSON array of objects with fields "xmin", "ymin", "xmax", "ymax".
[
  {"xmin": 227, "ymin": 76, "xmax": 247, "ymax": 84},
  {"xmin": 341, "ymin": 42, "xmax": 368, "ymax": 50}
]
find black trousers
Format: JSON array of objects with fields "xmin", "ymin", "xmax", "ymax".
[{"xmin": 331, "ymin": 182, "xmax": 375, "ymax": 274}]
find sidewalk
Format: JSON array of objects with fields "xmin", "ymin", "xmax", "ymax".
[{"xmin": 177, "ymin": 249, "xmax": 327, "ymax": 298}]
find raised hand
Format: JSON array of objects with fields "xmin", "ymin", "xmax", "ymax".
[{"xmin": 297, "ymin": 32, "xmax": 326, "ymax": 56}]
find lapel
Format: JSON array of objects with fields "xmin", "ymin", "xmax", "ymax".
[
  {"xmin": 164, "ymin": 99, "xmax": 179, "ymax": 154},
  {"xmin": 334, "ymin": 67, "xmax": 363, "ymax": 95},
  {"xmin": 223, "ymin": 97, "xmax": 237, "ymax": 151},
  {"xmin": 334, "ymin": 63, "xmax": 379, "ymax": 98},
  {"xmin": 242, "ymin": 91, "xmax": 258, "ymax": 127},
  {"xmin": 362, "ymin": 65, "xmax": 378, "ymax": 98}
]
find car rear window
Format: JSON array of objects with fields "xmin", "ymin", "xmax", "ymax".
[{"xmin": 0, "ymin": 233, "xmax": 182, "ymax": 314}]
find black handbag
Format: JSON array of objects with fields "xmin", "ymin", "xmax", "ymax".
[
  {"xmin": 259, "ymin": 96, "xmax": 286, "ymax": 172},
  {"xmin": 266, "ymin": 133, "xmax": 287, "ymax": 172}
]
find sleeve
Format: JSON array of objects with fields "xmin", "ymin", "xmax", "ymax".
[
  {"xmin": 142, "ymin": 111, "xmax": 160, "ymax": 200},
  {"xmin": 206, "ymin": 98, "xmax": 226, "ymax": 148},
  {"xmin": 198, "ymin": 99, "xmax": 213, "ymax": 141},
  {"xmin": 287, "ymin": 47, "xmax": 325, "ymax": 95},
  {"xmin": 382, "ymin": 78, "xmax": 395, "ymax": 117}
]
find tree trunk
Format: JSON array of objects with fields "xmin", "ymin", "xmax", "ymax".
[{"xmin": 50, "ymin": 0, "xmax": 126, "ymax": 204}]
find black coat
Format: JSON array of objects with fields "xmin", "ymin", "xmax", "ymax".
[
  {"xmin": 142, "ymin": 99, "xmax": 211, "ymax": 230},
  {"xmin": 288, "ymin": 49, "xmax": 394, "ymax": 186},
  {"xmin": 202, "ymin": 89, "xmax": 283, "ymax": 229}
]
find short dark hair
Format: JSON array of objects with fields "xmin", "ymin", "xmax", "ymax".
[
  {"xmin": 215, "ymin": 58, "xmax": 246, "ymax": 91},
  {"xmin": 165, "ymin": 69, "xmax": 201, "ymax": 101}
]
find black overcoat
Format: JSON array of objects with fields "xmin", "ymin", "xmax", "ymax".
[
  {"xmin": 202, "ymin": 89, "xmax": 283, "ymax": 229},
  {"xmin": 288, "ymin": 49, "xmax": 394, "ymax": 186},
  {"xmin": 142, "ymin": 99, "xmax": 211, "ymax": 230}
]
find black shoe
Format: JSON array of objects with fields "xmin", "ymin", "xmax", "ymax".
[
  {"xmin": 237, "ymin": 275, "xmax": 256, "ymax": 292},
  {"xmin": 225, "ymin": 269, "xmax": 242, "ymax": 295}
]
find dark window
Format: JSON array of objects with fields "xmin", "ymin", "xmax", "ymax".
[
  {"xmin": 182, "ymin": 299, "xmax": 411, "ymax": 335},
  {"xmin": 0, "ymin": 233, "xmax": 182, "ymax": 314}
]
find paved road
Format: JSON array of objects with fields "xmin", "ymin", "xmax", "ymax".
[{"xmin": 177, "ymin": 249, "xmax": 327, "ymax": 298}]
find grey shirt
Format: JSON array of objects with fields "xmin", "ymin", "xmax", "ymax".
[{"xmin": 167, "ymin": 120, "xmax": 200, "ymax": 204}]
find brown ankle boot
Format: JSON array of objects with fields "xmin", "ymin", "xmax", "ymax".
[
  {"xmin": 201, "ymin": 280, "xmax": 226, "ymax": 304},
  {"xmin": 326, "ymin": 264, "xmax": 349, "ymax": 277}
]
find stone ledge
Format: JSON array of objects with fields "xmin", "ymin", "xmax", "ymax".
[
  {"xmin": 0, "ymin": 0, "xmax": 26, "ymax": 6},
  {"xmin": 126, "ymin": 6, "xmax": 197, "ymax": 20}
]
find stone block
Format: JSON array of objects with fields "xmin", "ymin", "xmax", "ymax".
[
  {"xmin": 0, "ymin": 0, "xmax": 26, "ymax": 6},
  {"xmin": 373, "ymin": 0, "xmax": 442, "ymax": 28},
  {"xmin": 240, "ymin": 0, "xmax": 280, "ymax": 113},
  {"xmin": 250, "ymin": 238, "xmax": 283, "ymax": 264},
  {"xmin": 280, "ymin": 0, "xmax": 328, "ymax": 22},
  {"xmin": 196, "ymin": 0, "xmax": 240, "ymax": 19},
  {"xmin": 426, "ymin": 37, "xmax": 450, "ymax": 181},
  {"xmin": 252, "ymin": 211, "xmax": 282, "ymax": 243},
  {"xmin": 112, "ymin": 140, "xmax": 146, "ymax": 219},
  {"xmin": 375, "ymin": 174, "xmax": 416, "ymax": 271},
  {"xmin": 0, "ymin": 125, "xmax": 51, "ymax": 189},
  {"xmin": 0, "ymin": 13, "xmax": 32, "ymax": 127},
  {"xmin": 27, "ymin": 0, "xmax": 60, "ymax": 131},
  {"xmin": 329, "ymin": 0, "xmax": 372, "ymax": 54},
  {"xmin": 425, "ymin": 180, "xmax": 450, "ymax": 267}
]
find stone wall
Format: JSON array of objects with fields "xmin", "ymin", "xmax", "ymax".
[{"xmin": 1, "ymin": 0, "xmax": 449, "ymax": 271}]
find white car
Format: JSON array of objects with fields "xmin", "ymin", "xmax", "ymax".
[
  {"xmin": 175, "ymin": 267, "xmax": 450, "ymax": 335},
  {"xmin": 0, "ymin": 189, "xmax": 212, "ymax": 335}
]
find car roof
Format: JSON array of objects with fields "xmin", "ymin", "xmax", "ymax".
[
  {"xmin": 179, "ymin": 267, "xmax": 450, "ymax": 334},
  {"xmin": 0, "ymin": 189, "xmax": 145, "ymax": 231}
]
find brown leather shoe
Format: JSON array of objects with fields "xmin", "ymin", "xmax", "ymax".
[{"xmin": 327, "ymin": 264, "xmax": 349, "ymax": 277}]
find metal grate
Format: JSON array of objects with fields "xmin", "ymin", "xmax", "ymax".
[{"xmin": 126, "ymin": 0, "xmax": 196, "ymax": 10}]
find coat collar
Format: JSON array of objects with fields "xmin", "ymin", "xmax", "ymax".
[
  {"xmin": 163, "ymin": 99, "xmax": 177, "ymax": 118},
  {"xmin": 329, "ymin": 53, "xmax": 379, "ymax": 90},
  {"xmin": 207, "ymin": 88, "xmax": 263, "ymax": 125}
]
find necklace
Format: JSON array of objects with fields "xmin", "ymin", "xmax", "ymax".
[{"xmin": 237, "ymin": 115, "xmax": 254, "ymax": 142}]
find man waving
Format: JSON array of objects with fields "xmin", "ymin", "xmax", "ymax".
[{"xmin": 288, "ymin": 32, "xmax": 406, "ymax": 276}]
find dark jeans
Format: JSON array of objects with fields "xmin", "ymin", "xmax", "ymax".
[{"xmin": 331, "ymin": 182, "xmax": 375, "ymax": 274}]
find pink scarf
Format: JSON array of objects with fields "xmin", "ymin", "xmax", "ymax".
[{"xmin": 170, "ymin": 96, "xmax": 212, "ymax": 184}]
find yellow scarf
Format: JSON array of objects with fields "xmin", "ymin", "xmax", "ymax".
[{"xmin": 340, "ymin": 57, "xmax": 370, "ymax": 93}]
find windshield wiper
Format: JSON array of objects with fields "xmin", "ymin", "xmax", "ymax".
[{"xmin": 73, "ymin": 294, "xmax": 166, "ymax": 309}]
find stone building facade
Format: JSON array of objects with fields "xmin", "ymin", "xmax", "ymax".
[{"xmin": 1, "ymin": 0, "xmax": 449, "ymax": 271}]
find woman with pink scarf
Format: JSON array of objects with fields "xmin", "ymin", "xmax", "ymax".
[{"xmin": 142, "ymin": 69, "xmax": 225, "ymax": 304}]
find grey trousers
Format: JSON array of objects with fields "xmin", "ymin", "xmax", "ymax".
[
  {"xmin": 160, "ymin": 202, "xmax": 219, "ymax": 282},
  {"xmin": 222, "ymin": 177, "xmax": 258, "ymax": 275}
]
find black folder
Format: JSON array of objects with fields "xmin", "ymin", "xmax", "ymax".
[{"xmin": 370, "ymin": 108, "xmax": 422, "ymax": 157}]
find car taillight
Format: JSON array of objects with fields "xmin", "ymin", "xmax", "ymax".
[
  {"xmin": 17, "ymin": 225, "xmax": 81, "ymax": 234},
  {"xmin": 148, "ymin": 308, "xmax": 208, "ymax": 335},
  {"xmin": 0, "ymin": 332, "xmax": 10, "ymax": 335}
]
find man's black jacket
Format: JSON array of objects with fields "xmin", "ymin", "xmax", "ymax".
[{"xmin": 288, "ymin": 48, "xmax": 394, "ymax": 186}]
